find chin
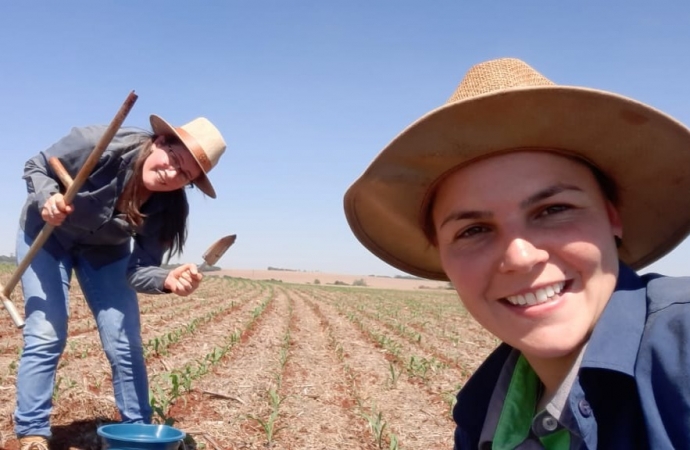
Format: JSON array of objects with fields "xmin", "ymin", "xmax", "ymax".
[
  {"xmin": 518, "ymin": 335, "xmax": 587, "ymax": 360},
  {"xmin": 142, "ymin": 180, "xmax": 157, "ymax": 191},
  {"xmin": 141, "ymin": 173, "xmax": 162, "ymax": 191}
]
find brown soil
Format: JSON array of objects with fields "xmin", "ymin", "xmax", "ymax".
[{"xmin": 0, "ymin": 270, "xmax": 494, "ymax": 450}]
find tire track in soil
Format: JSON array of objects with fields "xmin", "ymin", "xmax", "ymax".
[
  {"xmin": 275, "ymin": 290, "xmax": 371, "ymax": 450},
  {"xmin": 0, "ymin": 278, "xmax": 269, "ymax": 447},
  {"xmin": 304, "ymin": 286, "xmax": 497, "ymax": 382},
  {"xmin": 48, "ymin": 280, "xmax": 270, "ymax": 420},
  {"xmin": 331, "ymin": 300, "xmax": 472, "ymax": 413},
  {"xmin": 170, "ymin": 284, "xmax": 291, "ymax": 449},
  {"xmin": 31, "ymin": 281, "xmax": 276, "ymax": 449},
  {"xmin": 144, "ymin": 282, "xmax": 272, "ymax": 375},
  {"xmin": 140, "ymin": 278, "xmax": 259, "ymax": 340},
  {"xmin": 304, "ymin": 293, "xmax": 455, "ymax": 450},
  {"xmin": 395, "ymin": 314, "xmax": 498, "ymax": 376},
  {"xmin": 335, "ymin": 298, "xmax": 479, "ymax": 384}
]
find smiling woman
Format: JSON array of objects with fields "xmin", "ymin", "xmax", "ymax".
[
  {"xmin": 344, "ymin": 58, "xmax": 690, "ymax": 449},
  {"xmin": 141, "ymin": 137, "xmax": 198, "ymax": 190},
  {"xmin": 13, "ymin": 114, "xmax": 227, "ymax": 449},
  {"xmin": 431, "ymin": 152, "xmax": 621, "ymax": 371}
]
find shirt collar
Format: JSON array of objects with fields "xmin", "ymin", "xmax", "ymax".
[
  {"xmin": 580, "ymin": 262, "xmax": 647, "ymax": 376},
  {"xmin": 454, "ymin": 263, "xmax": 648, "ymax": 443}
]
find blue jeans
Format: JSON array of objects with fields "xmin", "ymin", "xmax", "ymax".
[{"xmin": 14, "ymin": 229, "xmax": 152, "ymax": 438}]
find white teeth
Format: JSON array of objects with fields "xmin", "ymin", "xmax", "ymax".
[{"xmin": 506, "ymin": 282, "xmax": 565, "ymax": 307}]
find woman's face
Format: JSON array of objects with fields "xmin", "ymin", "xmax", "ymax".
[
  {"xmin": 431, "ymin": 151, "xmax": 622, "ymax": 362},
  {"xmin": 142, "ymin": 136, "xmax": 202, "ymax": 192}
]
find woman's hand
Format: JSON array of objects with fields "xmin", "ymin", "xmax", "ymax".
[
  {"xmin": 164, "ymin": 264, "xmax": 203, "ymax": 296},
  {"xmin": 41, "ymin": 193, "xmax": 73, "ymax": 226}
]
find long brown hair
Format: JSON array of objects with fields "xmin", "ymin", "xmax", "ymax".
[{"xmin": 118, "ymin": 137, "xmax": 189, "ymax": 260}]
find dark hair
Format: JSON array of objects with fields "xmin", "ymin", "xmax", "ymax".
[
  {"xmin": 118, "ymin": 136, "xmax": 189, "ymax": 260},
  {"xmin": 421, "ymin": 154, "xmax": 620, "ymax": 246}
]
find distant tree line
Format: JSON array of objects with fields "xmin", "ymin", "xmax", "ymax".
[
  {"xmin": 267, "ymin": 266, "xmax": 298, "ymax": 272},
  {"xmin": 367, "ymin": 273, "xmax": 424, "ymax": 280},
  {"xmin": 394, "ymin": 275, "xmax": 423, "ymax": 280}
]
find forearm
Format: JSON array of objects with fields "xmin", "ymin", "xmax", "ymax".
[
  {"xmin": 127, "ymin": 228, "xmax": 171, "ymax": 294},
  {"xmin": 127, "ymin": 265, "xmax": 170, "ymax": 294}
]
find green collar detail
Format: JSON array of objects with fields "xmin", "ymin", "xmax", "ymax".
[{"xmin": 493, "ymin": 354, "xmax": 570, "ymax": 450}]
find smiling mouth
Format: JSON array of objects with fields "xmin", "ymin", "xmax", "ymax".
[
  {"xmin": 157, "ymin": 170, "xmax": 166, "ymax": 185},
  {"xmin": 504, "ymin": 281, "xmax": 570, "ymax": 307}
]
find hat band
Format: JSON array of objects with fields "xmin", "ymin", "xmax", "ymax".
[{"xmin": 175, "ymin": 127, "xmax": 212, "ymax": 173}]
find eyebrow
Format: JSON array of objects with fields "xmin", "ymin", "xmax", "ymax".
[
  {"xmin": 520, "ymin": 183, "xmax": 582, "ymax": 208},
  {"xmin": 439, "ymin": 210, "xmax": 492, "ymax": 229},
  {"xmin": 438, "ymin": 183, "xmax": 583, "ymax": 229}
]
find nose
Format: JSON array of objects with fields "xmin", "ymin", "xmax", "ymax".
[{"xmin": 498, "ymin": 237, "xmax": 548, "ymax": 273}]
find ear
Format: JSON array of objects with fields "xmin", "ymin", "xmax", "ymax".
[{"xmin": 605, "ymin": 201, "xmax": 623, "ymax": 240}]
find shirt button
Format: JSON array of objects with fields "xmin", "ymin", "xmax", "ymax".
[
  {"xmin": 542, "ymin": 415, "xmax": 558, "ymax": 432},
  {"xmin": 578, "ymin": 399, "xmax": 592, "ymax": 417}
]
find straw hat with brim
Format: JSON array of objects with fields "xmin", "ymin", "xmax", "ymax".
[
  {"xmin": 344, "ymin": 58, "xmax": 690, "ymax": 281},
  {"xmin": 150, "ymin": 115, "xmax": 226, "ymax": 198}
]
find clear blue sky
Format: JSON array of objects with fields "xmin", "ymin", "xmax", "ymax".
[{"xmin": 1, "ymin": 2, "xmax": 689, "ymax": 277}]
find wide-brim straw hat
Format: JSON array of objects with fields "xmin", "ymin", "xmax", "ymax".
[
  {"xmin": 344, "ymin": 58, "xmax": 690, "ymax": 281},
  {"xmin": 150, "ymin": 115, "xmax": 226, "ymax": 198}
]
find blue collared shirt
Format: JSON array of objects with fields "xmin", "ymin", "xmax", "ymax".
[{"xmin": 453, "ymin": 263, "xmax": 690, "ymax": 449}]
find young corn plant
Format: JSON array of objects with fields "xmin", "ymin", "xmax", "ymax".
[
  {"xmin": 149, "ymin": 384, "xmax": 176, "ymax": 426},
  {"xmin": 52, "ymin": 376, "xmax": 64, "ymax": 402},
  {"xmin": 246, "ymin": 387, "xmax": 287, "ymax": 445},
  {"xmin": 334, "ymin": 342, "xmax": 344, "ymax": 360},
  {"xmin": 361, "ymin": 409, "xmax": 388, "ymax": 449},
  {"xmin": 442, "ymin": 384, "xmax": 462, "ymax": 418},
  {"xmin": 279, "ymin": 346, "xmax": 289, "ymax": 368},
  {"xmin": 406, "ymin": 355, "xmax": 445, "ymax": 382},
  {"xmin": 387, "ymin": 362, "xmax": 401, "ymax": 389},
  {"xmin": 389, "ymin": 433, "xmax": 400, "ymax": 450}
]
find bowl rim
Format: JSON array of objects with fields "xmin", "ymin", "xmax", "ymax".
[{"xmin": 97, "ymin": 423, "xmax": 185, "ymax": 443}]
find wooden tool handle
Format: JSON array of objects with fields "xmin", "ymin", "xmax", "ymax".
[
  {"xmin": 1, "ymin": 295, "xmax": 23, "ymax": 328},
  {"xmin": 1, "ymin": 91, "xmax": 138, "ymax": 329},
  {"xmin": 48, "ymin": 157, "xmax": 74, "ymax": 189},
  {"xmin": 62, "ymin": 92, "xmax": 138, "ymax": 205}
]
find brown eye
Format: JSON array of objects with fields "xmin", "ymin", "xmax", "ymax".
[
  {"xmin": 539, "ymin": 204, "xmax": 570, "ymax": 217},
  {"xmin": 457, "ymin": 225, "xmax": 490, "ymax": 240}
]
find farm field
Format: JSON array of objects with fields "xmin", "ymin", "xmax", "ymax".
[{"xmin": 0, "ymin": 264, "xmax": 498, "ymax": 450}]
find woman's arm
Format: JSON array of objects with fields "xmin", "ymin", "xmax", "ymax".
[
  {"xmin": 23, "ymin": 126, "xmax": 103, "ymax": 211},
  {"xmin": 126, "ymin": 230, "xmax": 202, "ymax": 295},
  {"xmin": 126, "ymin": 231, "xmax": 170, "ymax": 294}
]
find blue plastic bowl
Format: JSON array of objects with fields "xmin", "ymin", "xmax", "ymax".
[{"xmin": 97, "ymin": 423, "xmax": 185, "ymax": 450}]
